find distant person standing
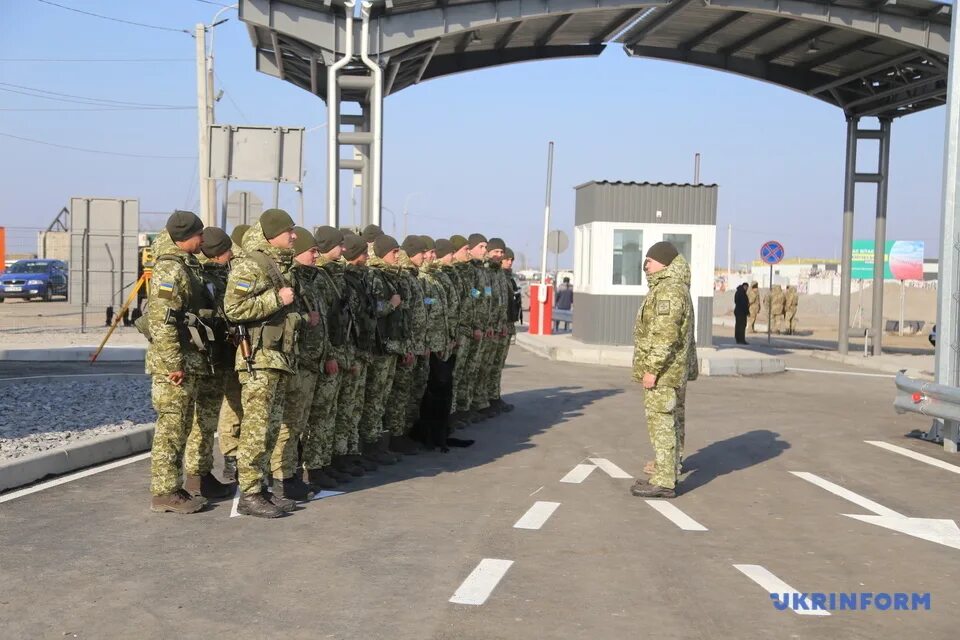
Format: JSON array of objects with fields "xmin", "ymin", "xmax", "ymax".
[
  {"xmin": 784, "ymin": 286, "xmax": 799, "ymax": 335},
  {"xmin": 734, "ymin": 282, "xmax": 749, "ymax": 345},
  {"xmin": 554, "ymin": 277, "xmax": 573, "ymax": 311},
  {"xmin": 747, "ymin": 282, "xmax": 760, "ymax": 333}
]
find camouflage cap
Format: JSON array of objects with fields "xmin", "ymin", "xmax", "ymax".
[
  {"xmin": 374, "ymin": 234, "xmax": 400, "ymax": 258},
  {"xmin": 343, "ymin": 234, "xmax": 367, "ymax": 260},
  {"xmin": 166, "ymin": 210, "xmax": 203, "ymax": 242},
  {"xmin": 260, "ymin": 208, "xmax": 295, "ymax": 239},
  {"xmin": 503, "ymin": 247, "xmax": 515, "ymax": 260},
  {"xmin": 315, "ymin": 226, "xmax": 344, "ymax": 253},
  {"xmin": 200, "ymin": 227, "xmax": 232, "ymax": 258},
  {"xmin": 291, "ymin": 226, "xmax": 318, "ymax": 256},
  {"xmin": 435, "ymin": 239, "xmax": 454, "ymax": 259},
  {"xmin": 361, "ymin": 224, "xmax": 384, "ymax": 243},
  {"xmin": 402, "ymin": 235, "xmax": 427, "ymax": 256},
  {"xmin": 419, "ymin": 235, "xmax": 435, "ymax": 250},
  {"xmin": 487, "ymin": 237, "xmax": 506, "ymax": 252},
  {"xmin": 467, "ymin": 233, "xmax": 487, "ymax": 249}
]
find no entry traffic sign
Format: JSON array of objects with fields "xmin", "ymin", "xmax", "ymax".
[{"xmin": 760, "ymin": 241, "xmax": 785, "ymax": 265}]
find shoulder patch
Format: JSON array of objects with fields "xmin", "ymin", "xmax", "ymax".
[
  {"xmin": 656, "ymin": 300, "xmax": 671, "ymax": 316},
  {"xmin": 233, "ymin": 279, "xmax": 253, "ymax": 295},
  {"xmin": 156, "ymin": 281, "xmax": 176, "ymax": 300}
]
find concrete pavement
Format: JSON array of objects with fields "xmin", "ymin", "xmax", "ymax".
[{"xmin": 1, "ymin": 349, "xmax": 957, "ymax": 639}]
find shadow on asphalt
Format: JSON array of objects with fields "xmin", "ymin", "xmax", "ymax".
[{"xmin": 679, "ymin": 429, "xmax": 791, "ymax": 493}]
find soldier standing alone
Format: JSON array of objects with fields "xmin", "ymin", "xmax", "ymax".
[{"xmin": 630, "ymin": 242, "xmax": 698, "ymax": 499}]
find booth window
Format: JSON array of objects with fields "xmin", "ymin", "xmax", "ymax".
[
  {"xmin": 663, "ymin": 233, "xmax": 692, "ymax": 263},
  {"xmin": 613, "ymin": 229, "xmax": 643, "ymax": 285}
]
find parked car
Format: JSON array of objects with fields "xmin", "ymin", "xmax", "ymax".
[{"xmin": 0, "ymin": 259, "xmax": 69, "ymax": 302}]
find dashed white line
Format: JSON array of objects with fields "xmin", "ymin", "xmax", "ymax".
[
  {"xmin": 645, "ymin": 500, "xmax": 707, "ymax": 531},
  {"xmin": 866, "ymin": 440, "xmax": 960, "ymax": 475},
  {"xmin": 588, "ymin": 457, "xmax": 633, "ymax": 479},
  {"xmin": 513, "ymin": 501, "xmax": 561, "ymax": 530},
  {"xmin": 790, "ymin": 472, "xmax": 902, "ymax": 517},
  {"xmin": 733, "ymin": 564, "xmax": 830, "ymax": 617},
  {"xmin": 0, "ymin": 451, "xmax": 151, "ymax": 504},
  {"xmin": 529, "ymin": 486, "xmax": 544, "ymax": 496},
  {"xmin": 449, "ymin": 559, "xmax": 514, "ymax": 605},
  {"xmin": 560, "ymin": 463, "xmax": 596, "ymax": 484}
]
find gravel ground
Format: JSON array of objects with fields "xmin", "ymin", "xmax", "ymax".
[
  {"xmin": 0, "ymin": 377, "xmax": 153, "ymax": 460},
  {"xmin": 0, "ymin": 326, "xmax": 146, "ymax": 347}
]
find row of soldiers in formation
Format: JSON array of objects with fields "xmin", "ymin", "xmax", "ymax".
[
  {"xmin": 746, "ymin": 282, "xmax": 800, "ymax": 335},
  {"xmin": 143, "ymin": 208, "xmax": 522, "ymax": 518}
]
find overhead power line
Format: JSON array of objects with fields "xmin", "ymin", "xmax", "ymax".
[
  {"xmin": 0, "ymin": 106, "xmax": 193, "ymax": 112},
  {"xmin": 193, "ymin": 0, "xmax": 232, "ymax": 6},
  {"xmin": 0, "ymin": 132, "xmax": 195, "ymax": 160},
  {"xmin": 34, "ymin": 0, "xmax": 191, "ymax": 34},
  {"xmin": 0, "ymin": 58, "xmax": 192, "ymax": 63},
  {"xmin": 0, "ymin": 82, "xmax": 192, "ymax": 109}
]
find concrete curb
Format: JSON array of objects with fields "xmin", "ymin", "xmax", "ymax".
[
  {"xmin": 0, "ymin": 373, "xmax": 148, "ymax": 385},
  {"xmin": 0, "ymin": 424, "xmax": 154, "ymax": 493},
  {"xmin": 0, "ymin": 346, "xmax": 146, "ymax": 362},
  {"xmin": 808, "ymin": 350, "xmax": 933, "ymax": 380}
]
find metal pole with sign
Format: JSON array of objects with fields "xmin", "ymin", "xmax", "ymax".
[{"xmin": 759, "ymin": 240, "xmax": 785, "ymax": 344}]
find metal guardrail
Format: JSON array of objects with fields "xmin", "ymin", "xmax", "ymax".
[{"xmin": 894, "ymin": 371, "xmax": 960, "ymax": 423}]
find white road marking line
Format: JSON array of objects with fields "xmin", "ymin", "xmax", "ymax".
[
  {"xmin": 866, "ymin": 440, "xmax": 960, "ymax": 475},
  {"xmin": 229, "ymin": 486, "xmax": 241, "ymax": 517},
  {"xmin": 786, "ymin": 367, "xmax": 894, "ymax": 378},
  {"xmin": 0, "ymin": 373, "xmax": 146, "ymax": 382},
  {"xmin": 449, "ymin": 559, "xmax": 514, "ymax": 606},
  {"xmin": 733, "ymin": 564, "xmax": 830, "ymax": 617},
  {"xmin": 645, "ymin": 500, "xmax": 708, "ymax": 531},
  {"xmin": 560, "ymin": 463, "xmax": 596, "ymax": 484},
  {"xmin": 588, "ymin": 457, "xmax": 633, "ymax": 479},
  {"xmin": 513, "ymin": 501, "xmax": 560, "ymax": 530},
  {"xmin": 529, "ymin": 486, "xmax": 544, "ymax": 496},
  {"xmin": 790, "ymin": 472, "xmax": 902, "ymax": 518},
  {"xmin": 311, "ymin": 490, "xmax": 345, "ymax": 500},
  {"xmin": 0, "ymin": 451, "xmax": 151, "ymax": 504}
]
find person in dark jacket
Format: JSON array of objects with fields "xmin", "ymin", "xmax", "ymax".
[
  {"xmin": 734, "ymin": 282, "xmax": 750, "ymax": 345},
  {"xmin": 554, "ymin": 277, "xmax": 573, "ymax": 311}
]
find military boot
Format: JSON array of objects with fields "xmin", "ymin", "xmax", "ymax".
[
  {"xmin": 374, "ymin": 433, "xmax": 401, "ymax": 464},
  {"xmin": 468, "ymin": 410, "xmax": 486, "ymax": 424},
  {"xmin": 348, "ymin": 453, "xmax": 378, "ymax": 472},
  {"xmin": 324, "ymin": 465, "xmax": 352, "ymax": 483},
  {"xmin": 274, "ymin": 475, "xmax": 314, "ymax": 501},
  {"xmin": 389, "ymin": 434, "xmax": 421, "ymax": 455},
  {"xmin": 493, "ymin": 398, "xmax": 514, "ymax": 413},
  {"xmin": 184, "ymin": 473, "xmax": 234, "ymax": 500},
  {"xmin": 266, "ymin": 487, "xmax": 297, "ymax": 512},
  {"xmin": 363, "ymin": 438, "xmax": 395, "ymax": 466},
  {"xmin": 305, "ymin": 468, "xmax": 339, "ymax": 491},
  {"xmin": 222, "ymin": 456, "xmax": 238, "ymax": 482},
  {"xmin": 334, "ymin": 455, "xmax": 365, "ymax": 477},
  {"xmin": 237, "ymin": 491, "xmax": 283, "ymax": 518},
  {"xmin": 150, "ymin": 489, "xmax": 207, "ymax": 514},
  {"xmin": 630, "ymin": 480, "xmax": 676, "ymax": 499}
]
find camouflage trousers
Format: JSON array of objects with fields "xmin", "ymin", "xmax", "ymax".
[
  {"xmin": 333, "ymin": 351, "xmax": 367, "ymax": 456},
  {"xmin": 406, "ymin": 354, "xmax": 431, "ymax": 426},
  {"xmin": 217, "ymin": 368, "xmax": 243, "ymax": 457},
  {"xmin": 452, "ymin": 336, "xmax": 482, "ymax": 413},
  {"xmin": 184, "ymin": 369, "xmax": 225, "ymax": 476},
  {"xmin": 470, "ymin": 337, "xmax": 497, "ymax": 411},
  {"xmin": 359, "ymin": 354, "xmax": 398, "ymax": 444},
  {"xmin": 771, "ymin": 313, "xmax": 785, "ymax": 333},
  {"xmin": 785, "ymin": 309, "xmax": 797, "ymax": 334},
  {"xmin": 150, "ymin": 374, "xmax": 199, "ymax": 496},
  {"xmin": 237, "ymin": 369, "xmax": 287, "ymax": 495},
  {"xmin": 386, "ymin": 356, "xmax": 416, "ymax": 436},
  {"xmin": 302, "ymin": 367, "xmax": 342, "ymax": 470},
  {"xmin": 270, "ymin": 369, "xmax": 318, "ymax": 480},
  {"xmin": 644, "ymin": 384, "xmax": 687, "ymax": 490},
  {"xmin": 489, "ymin": 335, "xmax": 511, "ymax": 401},
  {"xmin": 479, "ymin": 335, "xmax": 508, "ymax": 403}
]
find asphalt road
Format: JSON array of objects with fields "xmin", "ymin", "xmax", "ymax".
[{"xmin": 1, "ymin": 349, "xmax": 957, "ymax": 639}]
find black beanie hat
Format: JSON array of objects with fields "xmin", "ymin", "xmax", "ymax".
[
  {"xmin": 260, "ymin": 208, "xmax": 295, "ymax": 240},
  {"xmin": 374, "ymin": 234, "xmax": 400, "ymax": 258},
  {"xmin": 450, "ymin": 235, "xmax": 468, "ymax": 251},
  {"xmin": 645, "ymin": 241, "xmax": 679, "ymax": 266},
  {"xmin": 420, "ymin": 235, "xmax": 435, "ymax": 250},
  {"xmin": 401, "ymin": 235, "xmax": 427, "ymax": 256},
  {"xmin": 230, "ymin": 224, "xmax": 250, "ymax": 247},
  {"xmin": 467, "ymin": 233, "xmax": 487, "ymax": 249},
  {"xmin": 343, "ymin": 235, "xmax": 368, "ymax": 261},
  {"xmin": 201, "ymin": 227, "xmax": 232, "ymax": 258},
  {"xmin": 487, "ymin": 237, "xmax": 506, "ymax": 252},
  {"xmin": 166, "ymin": 210, "xmax": 204, "ymax": 242},
  {"xmin": 504, "ymin": 247, "xmax": 515, "ymax": 260},
  {"xmin": 361, "ymin": 224, "xmax": 384, "ymax": 243},
  {"xmin": 291, "ymin": 226, "xmax": 318, "ymax": 256},
  {"xmin": 434, "ymin": 239, "xmax": 454, "ymax": 259},
  {"xmin": 315, "ymin": 226, "xmax": 345, "ymax": 253}
]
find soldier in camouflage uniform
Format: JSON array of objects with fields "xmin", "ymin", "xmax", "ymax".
[
  {"xmin": 747, "ymin": 281, "xmax": 761, "ymax": 333},
  {"xmin": 362, "ymin": 235, "xmax": 406, "ymax": 465},
  {"xmin": 492, "ymin": 246, "xmax": 520, "ymax": 412},
  {"xmin": 630, "ymin": 242, "xmax": 698, "ymax": 499},
  {"xmin": 268, "ymin": 227, "xmax": 325, "ymax": 501},
  {"xmin": 216, "ymin": 224, "xmax": 250, "ymax": 482},
  {"xmin": 145, "ymin": 211, "xmax": 209, "ymax": 514},
  {"xmin": 464, "ymin": 234, "xmax": 495, "ymax": 421},
  {"xmin": 450, "ymin": 235, "xmax": 482, "ymax": 427},
  {"xmin": 182, "ymin": 227, "xmax": 235, "ymax": 501},
  {"xmin": 784, "ymin": 285, "xmax": 799, "ymax": 335},
  {"xmin": 407, "ymin": 235, "xmax": 439, "ymax": 428},
  {"xmin": 478, "ymin": 238, "xmax": 511, "ymax": 416},
  {"xmin": 224, "ymin": 209, "xmax": 301, "ymax": 518},
  {"xmin": 765, "ymin": 284, "xmax": 786, "ymax": 334}
]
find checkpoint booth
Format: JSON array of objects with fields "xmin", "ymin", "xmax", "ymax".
[{"xmin": 572, "ymin": 181, "xmax": 717, "ymax": 347}]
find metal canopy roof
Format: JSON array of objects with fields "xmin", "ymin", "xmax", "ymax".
[{"xmin": 240, "ymin": 0, "xmax": 951, "ymax": 119}]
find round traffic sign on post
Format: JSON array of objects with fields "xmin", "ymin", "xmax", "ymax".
[{"xmin": 760, "ymin": 240, "xmax": 785, "ymax": 265}]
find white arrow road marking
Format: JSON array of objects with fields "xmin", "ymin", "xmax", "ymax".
[
  {"xmin": 514, "ymin": 501, "xmax": 560, "ymax": 530},
  {"xmin": 733, "ymin": 565, "xmax": 830, "ymax": 616},
  {"xmin": 588, "ymin": 458, "xmax": 633, "ymax": 479},
  {"xmin": 866, "ymin": 440, "xmax": 960, "ymax": 475},
  {"xmin": 792, "ymin": 471, "xmax": 960, "ymax": 551},
  {"xmin": 645, "ymin": 500, "xmax": 708, "ymax": 531},
  {"xmin": 449, "ymin": 559, "xmax": 514, "ymax": 605},
  {"xmin": 560, "ymin": 463, "xmax": 596, "ymax": 484}
]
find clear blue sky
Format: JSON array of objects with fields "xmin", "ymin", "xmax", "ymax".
[{"xmin": 0, "ymin": 0, "xmax": 949, "ymax": 269}]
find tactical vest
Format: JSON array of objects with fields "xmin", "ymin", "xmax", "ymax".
[
  {"xmin": 342, "ymin": 268, "xmax": 377, "ymax": 353},
  {"xmin": 377, "ymin": 268, "xmax": 408, "ymax": 347},
  {"xmin": 135, "ymin": 254, "xmax": 217, "ymax": 352},
  {"xmin": 245, "ymin": 250, "xmax": 301, "ymax": 356}
]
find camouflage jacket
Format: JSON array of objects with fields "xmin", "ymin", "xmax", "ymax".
[
  {"xmin": 764, "ymin": 286, "xmax": 785, "ymax": 314},
  {"xmin": 471, "ymin": 259, "xmax": 495, "ymax": 330},
  {"xmin": 145, "ymin": 230, "xmax": 210, "ymax": 376},
  {"xmin": 452, "ymin": 260, "xmax": 480, "ymax": 337},
  {"xmin": 397, "ymin": 251, "xmax": 427, "ymax": 354},
  {"xmin": 224, "ymin": 221, "xmax": 300, "ymax": 373},
  {"xmin": 367, "ymin": 254, "xmax": 408, "ymax": 356},
  {"xmin": 632, "ymin": 255, "xmax": 698, "ymax": 388},
  {"xmin": 199, "ymin": 258, "xmax": 234, "ymax": 370},
  {"xmin": 747, "ymin": 287, "xmax": 760, "ymax": 312},
  {"xmin": 419, "ymin": 260, "xmax": 454, "ymax": 359},
  {"xmin": 438, "ymin": 264, "xmax": 462, "ymax": 345},
  {"xmin": 485, "ymin": 260, "xmax": 511, "ymax": 333},
  {"xmin": 291, "ymin": 264, "xmax": 328, "ymax": 372},
  {"xmin": 316, "ymin": 256, "xmax": 350, "ymax": 364},
  {"xmin": 784, "ymin": 288, "xmax": 798, "ymax": 311},
  {"xmin": 342, "ymin": 262, "xmax": 379, "ymax": 356}
]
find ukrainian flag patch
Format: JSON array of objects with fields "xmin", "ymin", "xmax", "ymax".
[
  {"xmin": 233, "ymin": 279, "xmax": 253, "ymax": 295},
  {"xmin": 157, "ymin": 282, "xmax": 175, "ymax": 300}
]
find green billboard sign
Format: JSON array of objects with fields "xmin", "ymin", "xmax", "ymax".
[{"xmin": 850, "ymin": 240, "xmax": 924, "ymax": 280}]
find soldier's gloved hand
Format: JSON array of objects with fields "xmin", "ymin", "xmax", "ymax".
[
  {"xmin": 308, "ymin": 311, "xmax": 320, "ymax": 327},
  {"xmin": 324, "ymin": 359, "xmax": 339, "ymax": 375},
  {"xmin": 389, "ymin": 294, "xmax": 402, "ymax": 308},
  {"xmin": 402, "ymin": 353, "xmax": 415, "ymax": 367},
  {"xmin": 485, "ymin": 329, "xmax": 495, "ymax": 338},
  {"xmin": 499, "ymin": 328, "xmax": 508, "ymax": 338},
  {"xmin": 473, "ymin": 330, "xmax": 483, "ymax": 341},
  {"xmin": 642, "ymin": 372, "xmax": 657, "ymax": 390},
  {"xmin": 167, "ymin": 371, "xmax": 185, "ymax": 386},
  {"xmin": 350, "ymin": 364, "xmax": 360, "ymax": 376},
  {"xmin": 278, "ymin": 287, "xmax": 295, "ymax": 306}
]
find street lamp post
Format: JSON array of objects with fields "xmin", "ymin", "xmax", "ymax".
[
  {"xmin": 402, "ymin": 192, "xmax": 423, "ymax": 239},
  {"xmin": 381, "ymin": 206, "xmax": 398, "ymax": 236}
]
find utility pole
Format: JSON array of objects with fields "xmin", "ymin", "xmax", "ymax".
[
  {"xmin": 727, "ymin": 224, "xmax": 732, "ymax": 284},
  {"xmin": 195, "ymin": 23, "xmax": 214, "ymax": 227},
  {"xmin": 694, "ymin": 152, "xmax": 701, "ymax": 184}
]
